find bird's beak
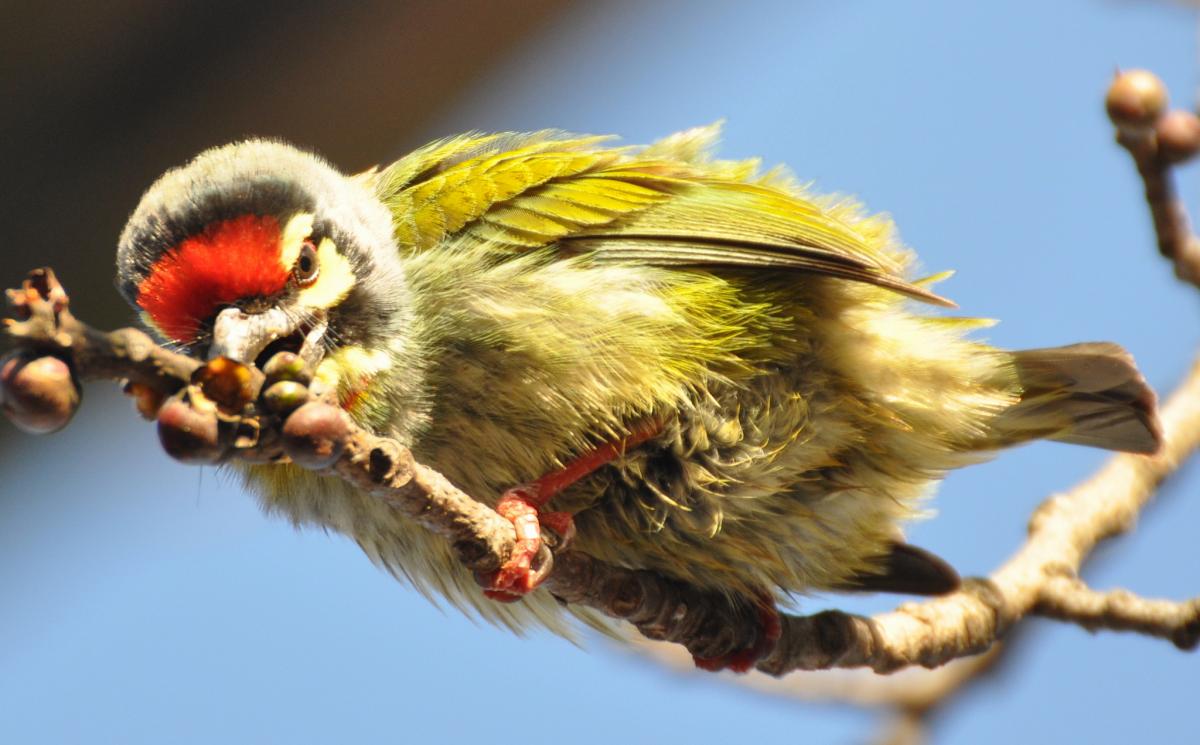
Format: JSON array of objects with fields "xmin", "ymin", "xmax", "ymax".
[{"xmin": 208, "ymin": 306, "xmax": 327, "ymax": 369}]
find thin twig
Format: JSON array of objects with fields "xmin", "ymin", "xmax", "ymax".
[{"xmin": 1035, "ymin": 575, "xmax": 1200, "ymax": 649}]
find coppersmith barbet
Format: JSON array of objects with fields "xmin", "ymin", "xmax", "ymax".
[{"xmin": 114, "ymin": 124, "xmax": 1161, "ymax": 671}]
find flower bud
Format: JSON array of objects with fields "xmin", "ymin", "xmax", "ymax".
[
  {"xmin": 123, "ymin": 381, "xmax": 165, "ymax": 421},
  {"xmin": 1106, "ymin": 70, "xmax": 1168, "ymax": 133},
  {"xmin": 262, "ymin": 351, "xmax": 312, "ymax": 385},
  {"xmin": 263, "ymin": 380, "xmax": 310, "ymax": 415},
  {"xmin": 0, "ymin": 352, "xmax": 81, "ymax": 434},
  {"xmin": 192, "ymin": 357, "xmax": 255, "ymax": 414},
  {"xmin": 1156, "ymin": 110, "xmax": 1200, "ymax": 164},
  {"xmin": 282, "ymin": 402, "xmax": 351, "ymax": 469},
  {"xmin": 157, "ymin": 396, "xmax": 223, "ymax": 463}
]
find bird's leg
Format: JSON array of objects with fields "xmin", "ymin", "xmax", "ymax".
[
  {"xmin": 483, "ymin": 420, "xmax": 662, "ymax": 602},
  {"xmin": 691, "ymin": 592, "xmax": 782, "ymax": 673}
]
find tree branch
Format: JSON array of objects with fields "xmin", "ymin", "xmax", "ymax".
[
  {"xmin": 1107, "ymin": 68, "xmax": 1200, "ymax": 286},
  {"xmin": 1034, "ymin": 575, "xmax": 1200, "ymax": 649}
]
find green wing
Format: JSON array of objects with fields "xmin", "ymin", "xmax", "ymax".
[{"xmin": 367, "ymin": 124, "xmax": 953, "ymax": 307}]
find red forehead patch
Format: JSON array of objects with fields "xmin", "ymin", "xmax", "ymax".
[{"xmin": 137, "ymin": 214, "xmax": 288, "ymax": 343}]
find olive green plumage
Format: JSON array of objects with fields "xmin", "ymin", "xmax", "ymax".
[{"xmin": 212, "ymin": 124, "xmax": 1159, "ymax": 637}]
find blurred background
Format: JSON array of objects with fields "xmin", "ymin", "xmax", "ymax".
[{"xmin": 2, "ymin": 1, "xmax": 1197, "ymax": 742}]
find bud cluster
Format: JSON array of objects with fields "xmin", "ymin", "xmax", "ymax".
[
  {"xmin": 1107, "ymin": 69, "xmax": 1200, "ymax": 163},
  {"xmin": 152, "ymin": 351, "xmax": 351, "ymax": 471}
]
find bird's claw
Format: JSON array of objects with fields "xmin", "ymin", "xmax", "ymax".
[
  {"xmin": 692, "ymin": 595, "xmax": 782, "ymax": 673},
  {"xmin": 481, "ymin": 485, "xmax": 575, "ymax": 602}
]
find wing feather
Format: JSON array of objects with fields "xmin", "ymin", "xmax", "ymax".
[{"xmin": 371, "ymin": 127, "xmax": 955, "ymax": 306}]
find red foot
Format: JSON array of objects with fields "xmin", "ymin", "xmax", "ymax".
[
  {"xmin": 692, "ymin": 596, "xmax": 782, "ymax": 674},
  {"xmin": 481, "ymin": 419, "xmax": 662, "ymax": 603},
  {"xmin": 482, "ymin": 486, "xmax": 574, "ymax": 602}
]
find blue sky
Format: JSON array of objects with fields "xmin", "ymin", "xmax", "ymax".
[{"xmin": 2, "ymin": 1, "xmax": 1197, "ymax": 743}]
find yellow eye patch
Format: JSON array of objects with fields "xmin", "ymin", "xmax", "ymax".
[
  {"xmin": 276, "ymin": 213, "xmax": 355, "ymax": 311},
  {"xmin": 297, "ymin": 238, "xmax": 355, "ymax": 310},
  {"xmin": 278, "ymin": 213, "xmax": 315, "ymax": 270}
]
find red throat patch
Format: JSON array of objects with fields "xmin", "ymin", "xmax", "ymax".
[{"xmin": 137, "ymin": 214, "xmax": 289, "ymax": 343}]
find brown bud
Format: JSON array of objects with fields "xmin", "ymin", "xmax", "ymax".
[
  {"xmin": 157, "ymin": 396, "xmax": 223, "ymax": 464},
  {"xmin": 1156, "ymin": 110, "xmax": 1200, "ymax": 164},
  {"xmin": 262, "ymin": 351, "xmax": 312, "ymax": 385},
  {"xmin": 262, "ymin": 380, "xmax": 310, "ymax": 414},
  {"xmin": 192, "ymin": 357, "xmax": 255, "ymax": 414},
  {"xmin": 0, "ymin": 352, "xmax": 81, "ymax": 434},
  {"xmin": 123, "ymin": 381, "xmax": 165, "ymax": 421},
  {"xmin": 1106, "ymin": 70, "xmax": 1168, "ymax": 132},
  {"xmin": 282, "ymin": 402, "xmax": 351, "ymax": 469}
]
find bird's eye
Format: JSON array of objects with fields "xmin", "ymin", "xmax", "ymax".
[{"xmin": 294, "ymin": 240, "xmax": 320, "ymax": 287}]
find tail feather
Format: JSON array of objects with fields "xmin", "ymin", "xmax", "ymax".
[{"xmin": 994, "ymin": 343, "xmax": 1162, "ymax": 454}]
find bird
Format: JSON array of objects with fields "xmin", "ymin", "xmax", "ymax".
[{"xmin": 114, "ymin": 123, "xmax": 1161, "ymax": 671}]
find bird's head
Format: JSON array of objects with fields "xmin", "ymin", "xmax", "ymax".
[
  {"xmin": 116, "ymin": 140, "xmax": 427, "ymax": 436},
  {"xmin": 117, "ymin": 139, "xmax": 413, "ymax": 371}
]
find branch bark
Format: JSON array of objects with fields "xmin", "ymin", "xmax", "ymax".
[{"xmin": 1034, "ymin": 576, "xmax": 1200, "ymax": 649}]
